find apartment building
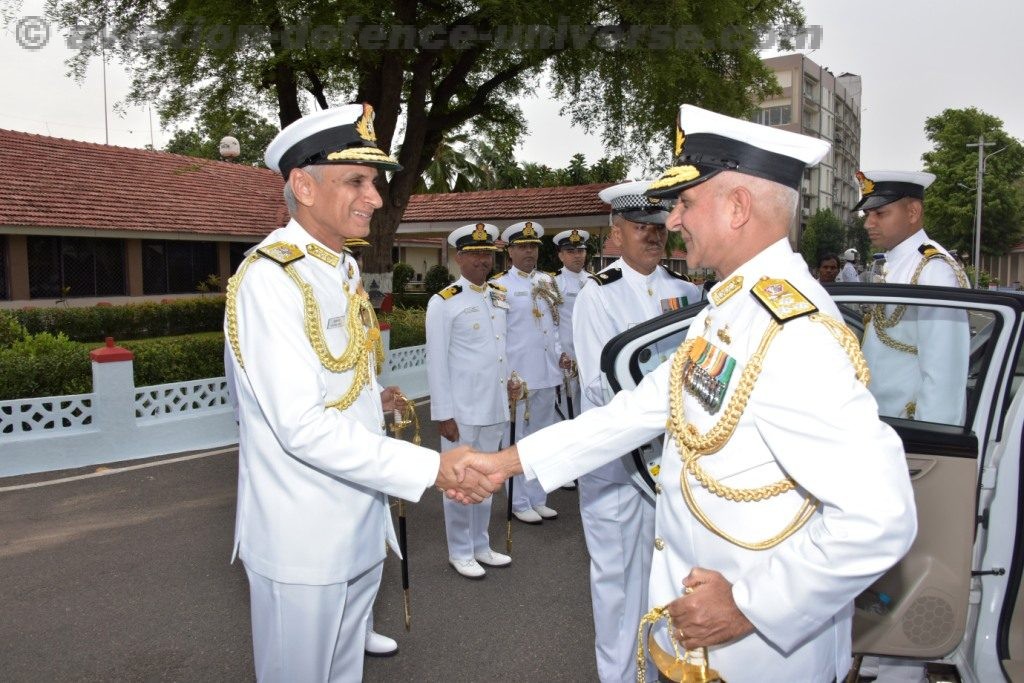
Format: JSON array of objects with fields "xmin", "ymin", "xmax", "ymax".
[{"xmin": 754, "ymin": 54, "xmax": 863, "ymax": 230}]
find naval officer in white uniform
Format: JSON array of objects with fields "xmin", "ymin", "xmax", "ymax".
[
  {"xmin": 226, "ymin": 104, "xmax": 495, "ymax": 682},
  {"xmin": 571, "ymin": 180, "xmax": 700, "ymax": 682},
  {"xmin": 491, "ymin": 221, "xmax": 572, "ymax": 524},
  {"xmin": 856, "ymin": 170, "xmax": 970, "ymax": 426},
  {"xmin": 552, "ymin": 229, "xmax": 590, "ymax": 438},
  {"xmin": 458, "ymin": 105, "xmax": 916, "ymax": 683},
  {"xmin": 426, "ymin": 222, "xmax": 514, "ymax": 579},
  {"xmin": 855, "ymin": 171, "xmax": 970, "ymax": 683}
]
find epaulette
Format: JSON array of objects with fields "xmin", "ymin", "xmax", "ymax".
[
  {"xmin": 751, "ymin": 277, "xmax": 817, "ymax": 323},
  {"xmin": 662, "ymin": 265, "xmax": 692, "ymax": 282},
  {"xmin": 554, "ymin": 267, "xmax": 563, "ymax": 276},
  {"xmin": 915, "ymin": 243, "xmax": 969, "ymax": 287},
  {"xmin": 488, "ymin": 282, "xmax": 506, "ymax": 292},
  {"xmin": 257, "ymin": 241, "xmax": 305, "ymax": 266},
  {"xmin": 489, "ymin": 270, "xmax": 508, "ymax": 281},
  {"xmin": 918, "ymin": 243, "xmax": 942, "ymax": 258},
  {"xmin": 437, "ymin": 284, "xmax": 463, "ymax": 300},
  {"xmin": 588, "ymin": 268, "xmax": 623, "ymax": 286}
]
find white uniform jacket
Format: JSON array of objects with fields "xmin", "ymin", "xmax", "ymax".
[
  {"xmin": 491, "ymin": 267, "xmax": 564, "ymax": 390},
  {"xmin": 227, "ymin": 220, "xmax": 439, "ymax": 586},
  {"xmin": 862, "ymin": 229, "xmax": 970, "ymax": 424},
  {"xmin": 517, "ymin": 239, "xmax": 916, "ymax": 682},
  {"xmin": 573, "ymin": 260, "xmax": 701, "ymax": 483},
  {"xmin": 425, "ymin": 276, "xmax": 510, "ymax": 426},
  {"xmin": 837, "ymin": 262, "xmax": 859, "ymax": 283},
  {"xmin": 554, "ymin": 267, "xmax": 589, "ymax": 361}
]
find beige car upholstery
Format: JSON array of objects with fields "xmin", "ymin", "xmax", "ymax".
[{"xmin": 852, "ymin": 453, "xmax": 975, "ymax": 658}]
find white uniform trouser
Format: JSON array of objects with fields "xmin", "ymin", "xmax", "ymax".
[
  {"xmin": 861, "ymin": 656, "xmax": 926, "ymax": 682},
  {"xmin": 245, "ymin": 561, "xmax": 383, "ymax": 683},
  {"xmin": 509, "ymin": 386, "xmax": 557, "ymax": 512},
  {"xmin": 578, "ymin": 471, "xmax": 655, "ymax": 682},
  {"xmin": 441, "ymin": 422, "xmax": 506, "ymax": 560}
]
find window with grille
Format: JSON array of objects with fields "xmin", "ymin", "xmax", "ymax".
[
  {"xmin": 142, "ymin": 240, "xmax": 219, "ymax": 294},
  {"xmin": 229, "ymin": 242, "xmax": 257, "ymax": 273},
  {"xmin": 0, "ymin": 235, "xmax": 8, "ymax": 300},
  {"xmin": 27, "ymin": 236, "xmax": 127, "ymax": 299}
]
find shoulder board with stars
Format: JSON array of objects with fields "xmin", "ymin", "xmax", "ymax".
[
  {"xmin": 257, "ymin": 241, "xmax": 305, "ymax": 266},
  {"xmin": 437, "ymin": 284, "xmax": 463, "ymax": 300},
  {"xmin": 588, "ymin": 268, "xmax": 622, "ymax": 286},
  {"xmin": 750, "ymin": 277, "xmax": 818, "ymax": 323},
  {"xmin": 661, "ymin": 265, "xmax": 691, "ymax": 282},
  {"xmin": 487, "ymin": 282, "xmax": 506, "ymax": 292},
  {"xmin": 489, "ymin": 270, "xmax": 508, "ymax": 281}
]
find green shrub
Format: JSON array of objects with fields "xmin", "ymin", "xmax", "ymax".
[
  {"xmin": 123, "ymin": 333, "xmax": 226, "ymax": 386},
  {"xmin": 14, "ymin": 297, "xmax": 226, "ymax": 342},
  {"xmin": 392, "ymin": 262, "xmax": 415, "ymax": 294},
  {"xmin": 382, "ymin": 307, "xmax": 426, "ymax": 348},
  {"xmin": 424, "ymin": 264, "xmax": 453, "ymax": 294},
  {"xmin": 391, "ymin": 292, "xmax": 431, "ymax": 310},
  {"xmin": 0, "ymin": 310, "xmax": 26, "ymax": 348},
  {"xmin": 0, "ymin": 332, "xmax": 92, "ymax": 400}
]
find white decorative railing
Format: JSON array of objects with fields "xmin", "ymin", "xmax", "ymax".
[
  {"xmin": 0, "ymin": 394, "xmax": 93, "ymax": 435},
  {"xmin": 0, "ymin": 334, "xmax": 429, "ymax": 477},
  {"xmin": 135, "ymin": 378, "xmax": 231, "ymax": 420},
  {"xmin": 389, "ymin": 344, "xmax": 426, "ymax": 372}
]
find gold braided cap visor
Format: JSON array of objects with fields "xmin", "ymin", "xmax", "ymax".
[{"xmin": 646, "ymin": 133, "xmax": 810, "ymax": 199}]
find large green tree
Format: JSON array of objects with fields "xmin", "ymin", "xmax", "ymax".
[
  {"xmin": 164, "ymin": 106, "xmax": 278, "ymax": 166},
  {"xmin": 798, "ymin": 208, "xmax": 845, "ymax": 270},
  {"xmin": 48, "ymin": 0, "xmax": 802, "ymax": 275},
  {"xmin": 922, "ymin": 107, "xmax": 1024, "ymax": 258}
]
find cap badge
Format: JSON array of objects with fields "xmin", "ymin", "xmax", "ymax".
[
  {"xmin": 522, "ymin": 223, "xmax": 537, "ymax": 239},
  {"xmin": 674, "ymin": 116, "xmax": 685, "ymax": 159},
  {"xmin": 472, "ymin": 223, "xmax": 489, "ymax": 241},
  {"xmin": 647, "ymin": 196, "xmax": 662, "ymax": 205},
  {"xmin": 355, "ymin": 103, "xmax": 377, "ymax": 143},
  {"xmin": 856, "ymin": 170, "xmax": 874, "ymax": 196},
  {"xmin": 568, "ymin": 229, "xmax": 583, "ymax": 244}
]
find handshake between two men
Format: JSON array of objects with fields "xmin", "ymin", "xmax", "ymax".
[{"xmin": 434, "ymin": 445, "xmax": 520, "ymax": 505}]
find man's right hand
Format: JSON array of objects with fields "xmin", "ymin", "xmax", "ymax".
[
  {"xmin": 436, "ymin": 445, "xmax": 500, "ymax": 504},
  {"xmin": 437, "ymin": 418, "xmax": 459, "ymax": 442}
]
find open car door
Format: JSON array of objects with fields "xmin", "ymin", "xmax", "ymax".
[{"xmin": 602, "ymin": 284, "xmax": 1024, "ymax": 679}]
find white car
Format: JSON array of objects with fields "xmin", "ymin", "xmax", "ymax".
[{"xmin": 603, "ymin": 283, "xmax": 1024, "ymax": 682}]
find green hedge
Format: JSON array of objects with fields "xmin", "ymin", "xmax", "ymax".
[
  {"xmin": 0, "ymin": 309, "xmax": 427, "ymax": 399},
  {"xmin": 391, "ymin": 292, "xmax": 431, "ymax": 309},
  {"xmin": 382, "ymin": 307, "xmax": 426, "ymax": 348},
  {"xmin": 13, "ymin": 297, "xmax": 227, "ymax": 342}
]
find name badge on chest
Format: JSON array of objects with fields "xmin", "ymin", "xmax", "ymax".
[
  {"xmin": 326, "ymin": 315, "xmax": 344, "ymax": 329},
  {"xmin": 682, "ymin": 337, "xmax": 736, "ymax": 415}
]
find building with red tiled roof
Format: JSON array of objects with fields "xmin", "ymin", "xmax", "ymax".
[{"xmin": 0, "ymin": 129, "xmax": 695, "ymax": 305}]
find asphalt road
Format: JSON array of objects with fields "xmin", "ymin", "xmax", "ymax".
[{"xmin": 0, "ymin": 402, "xmax": 597, "ymax": 682}]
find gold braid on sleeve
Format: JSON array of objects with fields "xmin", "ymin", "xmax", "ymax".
[
  {"xmin": 667, "ymin": 313, "xmax": 870, "ymax": 551},
  {"xmin": 224, "ymin": 252, "xmax": 265, "ymax": 369}
]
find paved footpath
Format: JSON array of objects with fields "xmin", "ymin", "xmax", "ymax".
[{"xmin": 0, "ymin": 402, "xmax": 598, "ymax": 682}]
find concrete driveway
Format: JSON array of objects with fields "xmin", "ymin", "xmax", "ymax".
[{"xmin": 0, "ymin": 402, "xmax": 598, "ymax": 682}]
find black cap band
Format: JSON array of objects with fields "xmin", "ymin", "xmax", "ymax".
[{"xmin": 680, "ymin": 133, "xmax": 807, "ymax": 191}]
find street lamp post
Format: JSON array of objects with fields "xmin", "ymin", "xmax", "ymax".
[{"xmin": 966, "ymin": 135, "xmax": 1007, "ymax": 287}]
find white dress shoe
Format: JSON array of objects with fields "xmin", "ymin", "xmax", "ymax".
[
  {"xmin": 449, "ymin": 557, "xmax": 486, "ymax": 579},
  {"xmin": 533, "ymin": 504, "xmax": 558, "ymax": 519},
  {"xmin": 474, "ymin": 548, "xmax": 512, "ymax": 567},
  {"xmin": 364, "ymin": 630, "xmax": 398, "ymax": 657},
  {"xmin": 513, "ymin": 508, "xmax": 543, "ymax": 524}
]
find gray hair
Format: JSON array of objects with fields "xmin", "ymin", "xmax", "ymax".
[
  {"xmin": 282, "ymin": 165, "xmax": 323, "ymax": 216},
  {"xmin": 717, "ymin": 172, "xmax": 799, "ymax": 232}
]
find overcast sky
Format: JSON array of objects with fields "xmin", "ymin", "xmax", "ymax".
[{"xmin": 2, "ymin": 0, "xmax": 1021, "ymax": 175}]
